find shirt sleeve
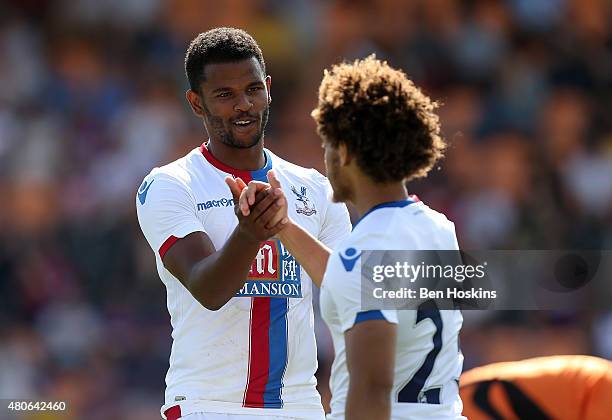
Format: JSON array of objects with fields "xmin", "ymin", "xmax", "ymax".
[
  {"xmin": 136, "ymin": 172, "xmax": 206, "ymax": 259},
  {"xmin": 315, "ymin": 173, "xmax": 352, "ymax": 249},
  {"xmin": 324, "ymin": 243, "xmax": 398, "ymax": 333}
]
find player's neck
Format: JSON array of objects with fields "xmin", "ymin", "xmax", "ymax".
[
  {"xmin": 351, "ymin": 178, "xmax": 408, "ymax": 218},
  {"xmin": 207, "ymin": 140, "xmax": 266, "ymax": 171}
]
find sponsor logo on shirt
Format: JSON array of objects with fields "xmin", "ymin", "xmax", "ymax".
[
  {"xmin": 291, "ymin": 185, "xmax": 317, "ymax": 216},
  {"xmin": 137, "ymin": 179, "xmax": 154, "ymax": 205},
  {"xmin": 196, "ymin": 197, "xmax": 234, "ymax": 211},
  {"xmin": 339, "ymin": 247, "xmax": 361, "ymax": 272},
  {"xmin": 236, "ymin": 239, "xmax": 302, "ymax": 298}
]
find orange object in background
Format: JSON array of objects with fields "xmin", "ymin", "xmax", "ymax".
[{"xmin": 460, "ymin": 355, "xmax": 612, "ymax": 420}]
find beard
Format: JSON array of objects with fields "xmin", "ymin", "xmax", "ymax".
[{"xmin": 206, "ymin": 105, "xmax": 269, "ymax": 149}]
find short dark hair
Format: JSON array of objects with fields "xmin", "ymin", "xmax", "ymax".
[
  {"xmin": 312, "ymin": 55, "xmax": 445, "ymax": 183},
  {"xmin": 185, "ymin": 27, "xmax": 266, "ymax": 93}
]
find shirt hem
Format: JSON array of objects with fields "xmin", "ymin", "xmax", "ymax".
[{"xmin": 161, "ymin": 400, "xmax": 325, "ymax": 419}]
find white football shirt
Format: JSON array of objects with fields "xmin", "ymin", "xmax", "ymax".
[
  {"xmin": 136, "ymin": 144, "xmax": 351, "ymax": 419},
  {"xmin": 320, "ymin": 199, "xmax": 465, "ymax": 420}
]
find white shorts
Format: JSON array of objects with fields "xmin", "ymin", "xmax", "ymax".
[{"xmin": 180, "ymin": 414, "xmax": 319, "ymax": 420}]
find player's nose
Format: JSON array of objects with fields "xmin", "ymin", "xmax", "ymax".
[{"xmin": 234, "ymin": 93, "xmax": 253, "ymax": 112}]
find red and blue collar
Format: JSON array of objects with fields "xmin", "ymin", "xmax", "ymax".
[{"xmin": 200, "ymin": 142, "xmax": 273, "ymax": 182}]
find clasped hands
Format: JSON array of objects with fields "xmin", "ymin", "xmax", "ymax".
[{"xmin": 225, "ymin": 170, "xmax": 290, "ymax": 243}]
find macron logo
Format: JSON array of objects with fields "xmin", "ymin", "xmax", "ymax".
[
  {"xmin": 339, "ymin": 247, "xmax": 361, "ymax": 272},
  {"xmin": 197, "ymin": 197, "xmax": 234, "ymax": 211},
  {"xmin": 137, "ymin": 179, "xmax": 154, "ymax": 205}
]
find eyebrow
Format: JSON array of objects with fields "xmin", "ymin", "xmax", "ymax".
[
  {"xmin": 211, "ymin": 87, "xmax": 232, "ymax": 94},
  {"xmin": 210, "ymin": 81, "xmax": 264, "ymax": 95}
]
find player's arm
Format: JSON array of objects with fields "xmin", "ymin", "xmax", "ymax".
[
  {"xmin": 163, "ymin": 184, "xmax": 286, "ymax": 311},
  {"xmin": 277, "ymin": 220, "xmax": 331, "ymax": 287},
  {"xmin": 231, "ymin": 172, "xmax": 332, "ymax": 287},
  {"xmin": 344, "ymin": 318, "xmax": 397, "ymax": 420}
]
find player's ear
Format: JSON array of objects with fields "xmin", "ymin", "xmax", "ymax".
[
  {"xmin": 186, "ymin": 90, "xmax": 205, "ymax": 117},
  {"xmin": 265, "ymin": 75, "xmax": 272, "ymax": 104}
]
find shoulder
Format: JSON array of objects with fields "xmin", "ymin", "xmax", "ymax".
[
  {"xmin": 268, "ymin": 149, "xmax": 331, "ymax": 191},
  {"xmin": 411, "ymin": 202, "xmax": 458, "ymax": 239},
  {"xmin": 136, "ymin": 149, "xmax": 207, "ymax": 209},
  {"xmin": 345, "ymin": 200, "xmax": 458, "ymax": 251},
  {"xmin": 138, "ymin": 148, "xmax": 203, "ymax": 191},
  {"xmin": 361, "ymin": 201, "xmax": 456, "ymax": 237}
]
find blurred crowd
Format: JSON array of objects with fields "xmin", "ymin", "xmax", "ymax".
[{"xmin": 0, "ymin": 0, "xmax": 611, "ymax": 418}]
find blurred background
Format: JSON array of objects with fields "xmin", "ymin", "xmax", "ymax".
[{"xmin": 0, "ymin": 0, "xmax": 611, "ymax": 418}]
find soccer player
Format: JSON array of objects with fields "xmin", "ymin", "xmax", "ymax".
[
  {"xmin": 234, "ymin": 56, "xmax": 465, "ymax": 419},
  {"xmin": 460, "ymin": 355, "xmax": 612, "ymax": 420},
  {"xmin": 136, "ymin": 28, "xmax": 351, "ymax": 420}
]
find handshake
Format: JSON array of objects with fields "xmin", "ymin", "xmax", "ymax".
[{"xmin": 225, "ymin": 170, "xmax": 291, "ymax": 244}]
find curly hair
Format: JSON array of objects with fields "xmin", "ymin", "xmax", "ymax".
[
  {"xmin": 311, "ymin": 55, "xmax": 445, "ymax": 182},
  {"xmin": 185, "ymin": 27, "xmax": 266, "ymax": 93}
]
